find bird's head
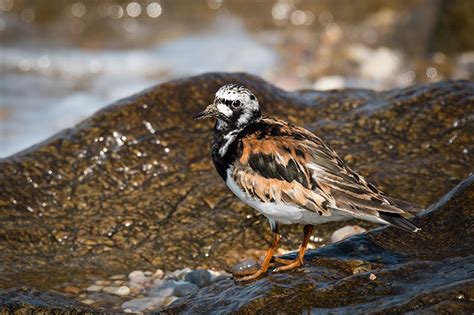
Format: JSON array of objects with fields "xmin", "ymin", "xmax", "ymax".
[{"xmin": 193, "ymin": 84, "xmax": 261, "ymax": 131}]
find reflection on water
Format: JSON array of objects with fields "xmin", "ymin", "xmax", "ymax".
[{"xmin": 0, "ymin": 0, "xmax": 473, "ymax": 157}]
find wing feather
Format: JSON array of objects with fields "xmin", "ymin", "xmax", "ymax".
[{"xmin": 231, "ymin": 117, "xmax": 417, "ymax": 223}]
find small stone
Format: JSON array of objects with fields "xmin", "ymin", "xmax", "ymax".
[
  {"xmin": 331, "ymin": 225, "xmax": 366, "ymax": 243},
  {"xmin": 128, "ymin": 270, "xmax": 148, "ymax": 284},
  {"xmin": 130, "ymin": 287, "xmax": 142, "ymax": 295},
  {"xmin": 230, "ymin": 259, "xmax": 258, "ymax": 275},
  {"xmin": 62, "ymin": 286, "xmax": 80, "ymax": 294},
  {"xmin": 81, "ymin": 299, "xmax": 96, "ymax": 305},
  {"xmin": 103, "ymin": 285, "xmax": 131, "ymax": 296},
  {"xmin": 369, "ymin": 273, "xmax": 377, "ymax": 281},
  {"xmin": 148, "ymin": 282, "xmax": 175, "ymax": 298},
  {"xmin": 153, "ymin": 277, "xmax": 164, "ymax": 285},
  {"xmin": 163, "ymin": 296, "xmax": 179, "ymax": 307},
  {"xmin": 129, "ymin": 282, "xmax": 145, "ymax": 290},
  {"xmin": 172, "ymin": 282, "xmax": 198, "ymax": 297},
  {"xmin": 208, "ymin": 270, "xmax": 230, "ymax": 282},
  {"xmin": 95, "ymin": 280, "xmax": 111, "ymax": 286},
  {"xmin": 184, "ymin": 269, "xmax": 212, "ymax": 288},
  {"xmin": 166, "ymin": 268, "xmax": 192, "ymax": 280},
  {"xmin": 109, "ymin": 274, "xmax": 126, "ymax": 280},
  {"xmin": 121, "ymin": 297, "xmax": 166, "ymax": 312},
  {"xmin": 149, "ymin": 280, "xmax": 198, "ymax": 298},
  {"xmin": 86, "ymin": 285, "xmax": 103, "ymax": 292},
  {"xmin": 152, "ymin": 269, "xmax": 164, "ymax": 280},
  {"xmin": 144, "ymin": 271, "xmax": 153, "ymax": 276},
  {"xmin": 113, "ymin": 280, "xmax": 124, "ymax": 285}
]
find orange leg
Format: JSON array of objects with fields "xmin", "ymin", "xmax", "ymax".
[
  {"xmin": 233, "ymin": 232, "xmax": 282, "ymax": 281},
  {"xmin": 233, "ymin": 221, "xmax": 281, "ymax": 281},
  {"xmin": 273, "ymin": 225, "xmax": 313, "ymax": 272}
]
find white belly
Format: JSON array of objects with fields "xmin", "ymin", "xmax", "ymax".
[{"xmin": 226, "ymin": 172, "xmax": 349, "ymax": 225}]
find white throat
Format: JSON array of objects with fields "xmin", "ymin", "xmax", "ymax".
[{"xmin": 218, "ymin": 129, "xmax": 240, "ymax": 157}]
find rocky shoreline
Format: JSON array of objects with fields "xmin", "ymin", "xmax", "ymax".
[
  {"xmin": 0, "ymin": 73, "xmax": 472, "ymax": 313},
  {"xmin": 164, "ymin": 174, "xmax": 474, "ymax": 313}
]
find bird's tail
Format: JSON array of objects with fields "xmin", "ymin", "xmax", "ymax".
[
  {"xmin": 384, "ymin": 196, "xmax": 423, "ymax": 214},
  {"xmin": 379, "ymin": 211, "xmax": 421, "ymax": 232}
]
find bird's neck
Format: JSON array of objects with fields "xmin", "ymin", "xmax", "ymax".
[
  {"xmin": 212, "ymin": 122, "xmax": 243, "ymax": 158},
  {"xmin": 212, "ymin": 115, "xmax": 261, "ymax": 157},
  {"xmin": 210, "ymin": 123, "xmax": 244, "ymax": 181}
]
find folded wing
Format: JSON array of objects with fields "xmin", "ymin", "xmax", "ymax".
[{"xmin": 230, "ymin": 117, "xmax": 419, "ymax": 231}]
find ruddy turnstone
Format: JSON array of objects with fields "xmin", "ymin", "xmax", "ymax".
[{"xmin": 194, "ymin": 84, "xmax": 420, "ymax": 281}]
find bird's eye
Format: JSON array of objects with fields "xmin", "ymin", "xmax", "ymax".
[{"xmin": 232, "ymin": 100, "xmax": 241, "ymax": 108}]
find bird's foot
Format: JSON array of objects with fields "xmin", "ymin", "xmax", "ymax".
[
  {"xmin": 271, "ymin": 256, "xmax": 296, "ymax": 265},
  {"xmin": 234, "ymin": 267, "xmax": 268, "ymax": 282},
  {"xmin": 232, "ymin": 262, "xmax": 271, "ymax": 281},
  {"xmin": 272, "ymin": 259, "xmax": 303, "ymax": 272}
]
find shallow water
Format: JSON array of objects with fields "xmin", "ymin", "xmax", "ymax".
[{"xmin": 0, "ymin": 0, "xmax": 473, "ymax": 156}]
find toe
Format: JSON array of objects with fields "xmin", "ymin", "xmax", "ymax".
[{"xmin": 273, "ymin": 260, "xmax": 302, "ymax": 272}]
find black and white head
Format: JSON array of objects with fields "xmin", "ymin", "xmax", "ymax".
[{"xmin": 193, "ymin": 84, "xmax": 261, "ymax": 131}]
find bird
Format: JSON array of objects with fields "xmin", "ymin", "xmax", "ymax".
[{"xmin": 193, "ymin": 84, "xmax": 420, "ymax": 281}]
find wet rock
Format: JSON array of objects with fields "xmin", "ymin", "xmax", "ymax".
[
  {"xmin": 163, "ymin": 175, "xmax": 474, "ymax": 314},
  {"xmin": 0, "ymin": 73, "xmax": 472, "ymax": 293},
  {"xmin": 184, "ymin": 269, "xmax": 212, "ymax": 288},
  {"xmin": 331, "ymin": 225, "xmax": 366, "ymax": 243},
  {"xmin": 0, "ymin": 287, "xmax": 97, "ymax": 313}
]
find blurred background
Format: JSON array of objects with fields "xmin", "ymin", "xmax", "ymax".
[{"xmin": 1, "ymin": 0, "xmax": 473, "ymax": 157}]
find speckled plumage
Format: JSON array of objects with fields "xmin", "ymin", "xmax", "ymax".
[{"xmin": 194, "ymin": 84, "xmax": 420, "ymax": 280}]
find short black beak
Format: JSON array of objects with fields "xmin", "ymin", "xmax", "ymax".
[{"xmin": 193, "ymin": 103, "xmax": 218, "ymax": 120}]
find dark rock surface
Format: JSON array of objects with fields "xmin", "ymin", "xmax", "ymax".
[
  {"xmin": 0, "ymin": 73, "xmax": 472, "ymax": 295},
  {"xmin": 0, "ymin": 287, "xmax": 97, "ymax": 314},
  {"xmin": 164, "ymin": 175, "xmax": 474, "ymax": 314}
]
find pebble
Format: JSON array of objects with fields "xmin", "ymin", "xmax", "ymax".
[
  {"xmin": 82, "ymin": 267, "xmax": 228, "ymax": 312},
  {"xmin": 184, "ymin": 269, "xmax": 212, "ymax": 288},
  {"xmin": 86, "ymin": 284, "xmax": 103, "ymax": 292},
  {"xmin": 369, "ymin": 273, "xmax": 377, "ymax": 281},
  {"xmin": 152, "ymin": 269, "xmax": 164, "ymax": 279},
  {"xmin": 171, "ymin": 282, "xmax": 198, "ymax": 297},
  {"xmin": 122, "ymin": 297, "xmax": 166, "ymax": 313},
  {"xmin": 230, "ymin": 259, "xmax": 258, "ymax": 275},
  {"xmin": 80, "ymin": 299, "xmax": 96, "ymax": 305},
  {"xmin": 95, "ymin": 280, "xmax": 111, "ymax": 286},
  {"xmin": 209, "ymin": 269, "xmax": 230, "ymax": 282},
  {"xmin": 128, "ymin": 270, "xmax": 148, "ymax": 284},
  {"xmin": 331, "ymin": 225, "xmax": 366, "ymax": 243},
  {"xmin": 103, "ymin": 285, "xmax": 131, "ymax": 296},
  {"xmin": 62, "ymin": 286, "xmax": 80, "ymax": 294},
  {"xmin": 149, "ymin": 280, "xmax": 198, "ymax": 297},
  {"xmin": 166, "ymin": 267, "xmax": 192, "ymax": 280},
  {"xmin": 163, "ymin": 296, "xmax": 179, "ymax": 307}
]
